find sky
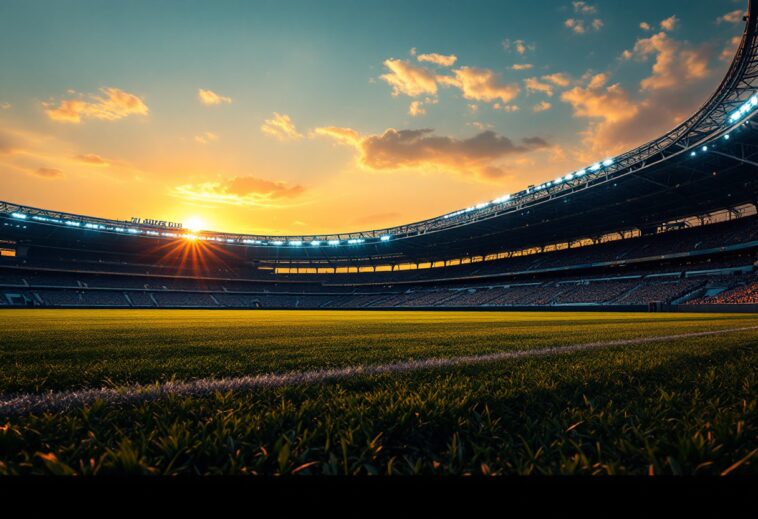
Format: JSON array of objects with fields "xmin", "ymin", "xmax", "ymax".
[{"xmin": 0, "ymin": 0, "xmax": 750, "ymax": 235}]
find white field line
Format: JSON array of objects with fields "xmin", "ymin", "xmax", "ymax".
[{"xmin": 2, "ymin": 325, "xmax": 758, "ymax": 417}]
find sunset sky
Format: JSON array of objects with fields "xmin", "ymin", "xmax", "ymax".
[{"xmin": 0, "ymin": 0, "xmax": 749, "ymax": 235}]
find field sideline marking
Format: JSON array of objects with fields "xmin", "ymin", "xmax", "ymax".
[{"xmin": 2, "ymin": 325, "xmax": 758, "ymax": 417}]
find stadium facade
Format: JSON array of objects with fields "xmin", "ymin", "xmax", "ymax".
[{"xmin": 2, "ymin": 2, "xmax": 758, "ymax": 310}]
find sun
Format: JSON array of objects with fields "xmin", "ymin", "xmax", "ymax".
[{"xmin": 184, "ymin": 216, "xmax": 206, "ymax": 233}]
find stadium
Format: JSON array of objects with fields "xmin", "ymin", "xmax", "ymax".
[
  {"xmin": 1, "ymin": 1, "xmax": 758, "ymax": 481},
  {"xmin": 4, "ymin": 31, "xmax": 758, "ymax": 310}
]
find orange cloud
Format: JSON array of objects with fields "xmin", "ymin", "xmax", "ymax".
[
  {"xmin": 561, "ymin": 26, "xmax": 720, "ymax": 158},
  {"xmin": 73, "ymin": 154, "xmax": 109, "ymax": 166},
  {"xmin": 623, "ymin": 31, "xmax": 710, "ymax": 91},
  {"xmin": 197, "ymin": 88, "xmax": 232, "ymax": 105},
  {"xmin": 525, "ymin": 77, "xmax": 554, "ymax": 97},
  {"xmin": 312, "ymin": 126, "xmax": 362, "ymax": 146},
  {"xmin": 533, "ymin": 101, "xmax": 552, "ymax": 113},
  {"xmin": 44, "ymin": 87, "xmax": 149, "ymax": 124},
  {"xmin": 511, "ymin": 64, "xmax": 534, "ymax": 71},
  {"xmin": 718, "ymin": 10, "xmax": 747, "ymax": 25},
  {"xmin": 565, "ymin": 3, "xmax": 603, "ymax": 35},
  {"xmin": 314, "ymin": 126, "xmax": 549, "ymax": 180},
  {"xmin": 33, "ymin": 167, "xmax": 64, "ymax": 178},
  {"xmin": 172, "ymin": 175, "xmax": 305, "ymax": 207},
  {"xmin": 502, "ymin": 39, "xmax": 534, "ymax": 55},
  {"xmin": 565, "ymin": 17, "xmax": 603, "ymax": 35},
  {"xmin": 380, "ymin": 59, "xmax": 439, "ymax": 97},
  {"xmin": 561, "ymin": 74, "xmax": 638, "ymax": 124},
  {"xmin": 416, "ymin": 52, "xmax": 457, "ymax": 67},
  {"xmin": 572, "ymin": 1, "xmax": 597, "ymax": 14},
  {"xmin": 660, "ymin": 15, "xmax": 678, "ymax": 31},
  {"xmin": 261, "ymin": 113, "xmax": 303, "ymax": 141},
  {"xmin": 409, "ymin": 101, "xmax": 426, "ymax": 117},
  {"xmin": 439, "ymin": 67, "xmax": 520, "ymax": 105},
  {"xmin": 543, "ymin": 73, "xmax": 572, "ymax": 88}
]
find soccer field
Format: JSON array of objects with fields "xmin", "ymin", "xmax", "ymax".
[{"xmin": 1, "ymin": 309, "xmax": 757, "ymax": 475}]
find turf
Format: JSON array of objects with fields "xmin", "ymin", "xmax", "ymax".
[{"xmin": 1, "ymin": 309, "xmax": 757, "ymax": 475}]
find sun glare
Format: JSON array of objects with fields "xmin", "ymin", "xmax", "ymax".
[{"xmin": 185, "ymin": 217, "xmax": 205, "ymax": 232}]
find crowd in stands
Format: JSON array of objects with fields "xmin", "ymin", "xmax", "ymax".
[
  {"xmin": 689, "ymin": 278, "xmax": 758, "ymax": 304},
  {"xmin": 617, "ymin": 279, "xmax": 706, "ymax": 305},
  {"xmin": 2, "ymin": 272, "xmax": 753, "ymax": 309}
]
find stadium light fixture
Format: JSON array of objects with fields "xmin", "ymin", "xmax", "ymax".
[
  {"xmin": 702, "ymin": 146, "xmax": 708, "ymax": 152},
  {"xmin": 724, "ymin": 134, "xmax": 730, "ymax": 140},
  {"xmin": 603, "ymin": 159, "xmax": 614, "ymax": 167},
  {"xmin": 310, "ymin": 240, "xmax": 321, "ymax": 246},
  {"xmin": 380, "ymin": 235, "xmax": 391, "ymax": 242},
  {"xmin": 271, "ymin": 240, "xmax": 284, "ymax": 246},
  {"xmin": 328, "ymin": 240, "xmax": 340, "ymax": 246},
  {"xmin": 289, "ymin": 241, "xmax": 303, "ymax": 246},
  {"xmin": 691, "ymin": 151, "xmax": 697, "ymax": 157},
  {"xmin": 728, "ymin": 95, "xmax": 758, "ymax": 123},
  {"xmin": 10, "ymin": 213, "xmax": 26, "ymax": 219}
]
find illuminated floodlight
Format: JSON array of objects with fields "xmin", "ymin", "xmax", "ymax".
[
  {"xmin": 565, "ymin": 173, "xmax": 574, "ymax": 180},
  {"xmin": 475, "ymin": 202, "xmax": 489, "ymax": 210},
  {"xmin": 347, "ymin": 238, "xmax": 365, "ymax": 245},
  {"xmin": 10, "ymin": 213, "xmax": 27, "ymax": 219},
  {"xmin": 691, "ymin": 151, "xmax": 697, "ymax": 157},
  {"xmin": 576, "ymin": 169, "xmax": 587, "ymax": 176},
  {"xmin": 310, "ymin": 240, "xmax": 321, "ymax": 246},
  {"xmin": 603, "ymin": 159, "xmax": 614, "ymax": 167},
  {"xmin": 555, "ymin": 176, "xmax": 564, "ymax": 184},
  {"xmin": 328, "ymin": 240, "xmax": 340, "ymax": 246},
  {"xmin": 724, "ymin": 134, "xmax": 730, "ymax": 140},
  {"xmin": 271, "ymin": 240, "xmax": 284, "ymax": 246},
  {"xmin": 289, "ymin": 241, "xmax": 303, "ymax": 246},
  {"xmin": 590, "ymin": 163, "xmax": 602, "ymax": 172},
  {"xmin": 380, "ymin": 235, "xmax": 391, "ymax": 242},
  {"xmin": 702, "ymin": 146, "xmax": 708, "ymax": 152}
]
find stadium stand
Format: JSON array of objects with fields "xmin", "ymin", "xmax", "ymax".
[{"xmin": 689, "ymin": 275, "xmax": 758, "ymax": 304}]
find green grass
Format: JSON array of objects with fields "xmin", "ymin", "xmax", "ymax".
[{"xmin": 1, "ymin": 309, "xmax": 757, "ymax": 475}]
